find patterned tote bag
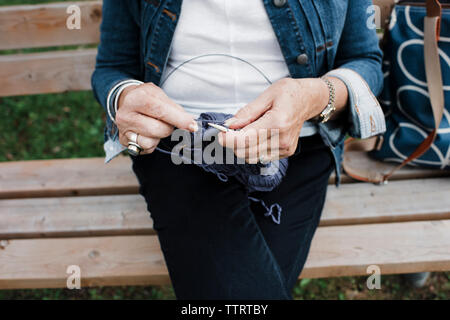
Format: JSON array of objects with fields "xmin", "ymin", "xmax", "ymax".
[
  {"xmin": 370, "ymin": 0, "xmax": 450, "ymax": 175},
  {"xmin": 344, "ymin": 0, "xmax": 450, "ymax": 184}
]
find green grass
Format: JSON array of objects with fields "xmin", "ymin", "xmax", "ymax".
[
  {"xmin": 1, "ymin": 0, "xmax": 449, "ymax": 301},
  {"xmin": 0, "ymin": 92, "xmax": 104, "ymax": 161},
  {"xmin": 0, "ymin": 274, "xmax": 449, "ymax": 300}
]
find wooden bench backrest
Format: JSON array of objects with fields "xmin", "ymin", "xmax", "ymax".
[{"xmin": 0, "ymin": 0, "xmax": 395, "ymax": 97}]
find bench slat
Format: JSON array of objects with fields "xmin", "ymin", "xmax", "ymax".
[
  {"xmin": 0, "ymin": 49, "xmax": 96, "ymax": 97},
  {"xmin": 321, "ymin": 177, "xmax": 450, "ymax": 226},
  {"xmin": 0, "ymin": 195, "xmax": 154, "ymax": 239},
  {"xmin": 0, "ymin": 1, "xmax": 101, "ymax": 51},
  {"xmin": 303, "ymin": 219, "xmax": 450, "ymax": 279},
  {"xmin": 1, "ymin": 220, "xmax": 449, "ymax": 289},
  {"xmin": 1, "ymin": 155, "xmax": 447, "ymax": 200},
  {"xmin": 0, "ymin": 156, "xmax": 139, "ymax": 199},
  {"xmin": 0, "ymin": 235, "xmax": 168, "ymax": 289},
  {"xmin": 1, "ymin": 178, "xmax": 449, "ymax": 239}
]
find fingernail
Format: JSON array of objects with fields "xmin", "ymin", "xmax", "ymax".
[{"xmin": 189, "ymin": 121, "xmax": 199, "ymax": 132}]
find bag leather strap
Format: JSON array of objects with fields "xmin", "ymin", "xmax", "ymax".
[{"xmin": 342, "ymin": 0, "xmax": 445, "ymax": 184}]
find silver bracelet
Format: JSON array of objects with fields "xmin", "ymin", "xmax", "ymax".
[
  {"xmin": 106, "ymin": 80, "xmax": 143, "ymax": 124},
  {"xmin": 113, "ymin": 80, "xmax": 144, "ymax": 116},
  {"xmin": 106, "ymin": 81, "xmax": 126, "ymax": 125}
]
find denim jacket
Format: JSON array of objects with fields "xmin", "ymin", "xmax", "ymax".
[{"xmin": 91, "ymin": 0, "xmax": 386, "ymax": 186}]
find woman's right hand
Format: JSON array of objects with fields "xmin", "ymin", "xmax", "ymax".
[{"xmin": 116, "ymin": 82, "xmax": 198, "ymax": 154}]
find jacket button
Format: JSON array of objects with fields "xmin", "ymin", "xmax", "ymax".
[
  {"xmin": 296, "ymin": 53, "xmax": 309, "ymax": 65},
  {"xmin": 273, "ymin": 0, "xmax": 287, "ymax": 8}
]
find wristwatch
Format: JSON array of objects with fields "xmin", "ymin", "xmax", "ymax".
[{"xmin": 314, "ymin": 77, "xmax": 336, "ymax": 124}]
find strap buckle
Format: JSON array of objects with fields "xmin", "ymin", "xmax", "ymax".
[{"xmin": 374, "ymin": 135, "xmax": 384, "ymax": 151}]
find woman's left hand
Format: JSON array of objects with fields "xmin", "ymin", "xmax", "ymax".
[{"xmin": 218, "ymin": 78, "xmax": 330, "ymax": 163}]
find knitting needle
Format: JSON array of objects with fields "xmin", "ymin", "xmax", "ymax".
[{"xmin": 207, "ymin": 123, "xmax": 230, "ymax": 132}]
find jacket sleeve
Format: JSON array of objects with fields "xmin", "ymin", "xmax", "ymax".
[
  {"xmin": 91, "ymin": 0, "xmax": 142, "ymax": 141},
  {"xmin": 326, "ymin": 0, "xmax": 386, "ymax": 140}
]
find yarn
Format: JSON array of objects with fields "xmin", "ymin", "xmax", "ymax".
[
  {"xmin": 155, "ymin": 112, "xmax": 288, "ymax": 224},
  {"xmin": 155, "ymin": 55, "xmax": 286, "ymax": 223}
]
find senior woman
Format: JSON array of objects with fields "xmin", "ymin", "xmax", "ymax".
[{"xmin": 92, "ymin": 0, "xmax": 386, "ymax": 299}]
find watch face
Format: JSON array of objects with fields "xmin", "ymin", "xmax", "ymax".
[{"xmin": 320, "ymin": 104, "xmax": 335, "ymax": 123}]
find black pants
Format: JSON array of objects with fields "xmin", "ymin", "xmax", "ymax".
[{"xmin": 131, "ymin": 134, "xmax": 334, "ymax": 300}]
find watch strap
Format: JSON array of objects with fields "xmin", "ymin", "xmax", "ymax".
[{"xmin": 317, "ymin": 77, "xmax": 336, "ymax": 123}]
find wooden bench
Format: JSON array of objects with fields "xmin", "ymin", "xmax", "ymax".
[{"xmin": 1, "ymin": 1, "xmax": 449, "ymax": 290}]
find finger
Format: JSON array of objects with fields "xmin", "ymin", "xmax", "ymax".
[
  {"xmin": 245, "ymin": 139, "xmax": 271, "ymax": 164},
  {"xmin": 217, "ymin": 130, "xmax": 283, "ymax": 164},
  {"xmin": 133, "ymin": 133, "xmax": 160, "ymax": 151},
  {"xmin": 145, "ymin": 97, "xmax": 198, "ymax": 132},
  {"xmin": 279, "ymin": 137, "xmax": 299, "ymax": 159},
  {"xmin": 121, "ymin": 131, "xmax": 160, "ymax": 154},
  {"xmin": 120, "ymin": 83, "xmax": 198, "ymax": 132},
  {"xmin": 218, "ymin": 128, "xmax": 260, "ymax": 152},
  {"xmin": 140, "ymin": 141, "xmax": 159, "ymax": 155},
  {"xmin": 230, "ymin": 130, "xmax": 270, "ymax": 161},
  {"xmin": 217, "ymin": 129, "xmax": 267, "ymax": 164},
  {"xmin": 239, "ymin": 130, "xmax": 284, "ymax": 163},
  {"xmin": 225, "ymin": 91, "xmax": 273, "ymax": 129},
  {"xmin": 119, "ymin": 113, "xmax": 174, "ymax": 139},
  {"xmin": 246, "ymin": 150, "xmax": 277, "ymax": 164},
  {"xmin": 240, "ymin": 109, "xmax": 279, "ymax": 133},
  {"xmin": 240, "ymin": 134, "xmax": 282, "ymax": 164},
  {"xmin": 245, "ymin": 134, "xmax": 282, "ymax": 163},
  {"xmin": 237, "ymin": 127, "xmax": 273, "ymax": 149},
  {"xmin": 121, "ymin": 130, "xmax": 159, "ymax": 148},
  {"xmin": 218, "ymin": 119, "xmax": 277, "ymax": 154},
  {"xmin": 119, "ymin": 131, "xmax": 129, "ymax": 148},
  {"xmin": 140, "ymin": 147, "xmax": 157, "ymax": 155}
]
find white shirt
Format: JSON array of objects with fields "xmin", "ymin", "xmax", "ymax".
[{"xmin": 159, "ymin": 0, "xmax": 318, "ymax": 136}]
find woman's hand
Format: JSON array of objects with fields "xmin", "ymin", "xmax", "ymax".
[
  {"xmin": 116, "ymin": 82, "xmax": 198, "ymax": 154},
  {"xmin": 218, "ymin": 77, "xmax": 347, "ymax": 163}
]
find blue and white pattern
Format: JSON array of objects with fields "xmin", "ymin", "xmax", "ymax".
[{"xmin": 372, "ymin": 4, "xmax": 450, "ymax": 169}]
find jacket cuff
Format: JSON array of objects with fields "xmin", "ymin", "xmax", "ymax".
[
  {"xmin": 104, "ymin": 138, "xmax": 127, "ymax": 163},
  {"xmin": 326, "ymin": 68, "xmax": 386, "ymax": 139}
]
